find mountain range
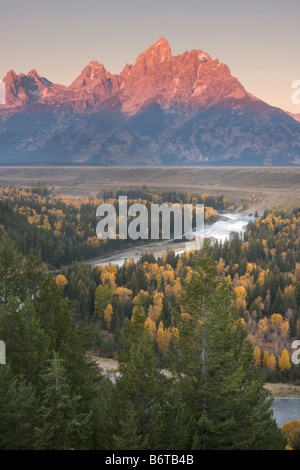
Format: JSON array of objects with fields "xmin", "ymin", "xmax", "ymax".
[{"xmin": 0, "ymin": 38, "xmax": 299, "ymax": 166}]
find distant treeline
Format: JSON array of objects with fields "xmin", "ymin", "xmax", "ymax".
[
  {"xmin": 102, "ymin": 188, "xmax": 231, "ymax": 210},
  {"xmin": 0, "ymin": 186, "xmax": 230, "ymax": 269}
]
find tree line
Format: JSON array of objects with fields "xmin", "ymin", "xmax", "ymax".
[{"xmin": 0, "ymin": 185, "xmax": 228, "ymax": 268}]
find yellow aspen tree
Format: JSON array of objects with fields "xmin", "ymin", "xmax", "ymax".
[
  {"xmin": 279, "ymin": 349, "xmax": 292, "ymax": 372},
  {"xmin": 154, "ymin": 291, "xmax": 164, "ymax": 309},
  {"xmin": 270, "ymin": 313, "xmax": 283, "ymax": 330},
  {"xmin": 175, "ymin": 258, "xmax": 183, "ymax": 275},
  {"xmin": 282, "ymin": 420, "xmax": 300, "ymax": 450},
  {"xmin": 267, "ymin": 353, "xmax": 277, "ymax": 371},
  {"xmin": 162, "ymin": 270, "xmax": 174, "ymax": 285},
  {"xmin": 216, "ymin": 258, "xmax": 226, "ymax": 276},
  {"xmin": 280, "ymin": 321, "xmax": 289, "ymax": 340},
  {"xmin": 173, "ymin": 277, "xmax": 181, "ymax": 295},
  {"xmin": 262, "ymin": 350, "xmax": 269, "ymax": 367},
  {"xmin": 271, "ymin": 313, "xmax": 284, "ymax": 356},
  {"xmin": 115, "ymin": 286, "xmax": 132, "ymax": 304},
  {"xmin": 165, "ymin": 263, "xmax": 174, "ymax": 272},
  {"xmin": 156, "ymin": 321, "xmax": 171, "ymax": 354},
  {"xmin": 185, "ymin": 267, "xmax": 193, "ymax": 283},
  {"xmin": 144, "ymin": 316, "xmax": 157, "ymax": 338},
  {"xmin": 257, "ymin": 317, "xmax": 269, "ymax": 336},
  {"xmin": 149, "ymin": 263, "xmax": 159, "ymax": 277},
  {"xmin": 156, "ymin": 273, "xmax": 162, "ymax": 291},
  {"xmin": 234, "ymin": 285, "xmax": 247, "ymax": 311},
  {"xmin": 101, "ymin": 270, "xmax": 116, "ymax": 287},
  {"xmin": 205, "ymin": 206, "xmax": 217, "ymax": 221},
  {"xmin": 236, "ymin": 297, "xmax": 247, "ymax": 312},
  {"xmin": 161, "ymin": 253, "xmax": 168, "ymax": 264},
  {"xmin": 107, "ymin": 263, "xmax": 117, "ymax": 274},
  {"xmin": 246, "ymin": 263, "xmax": 254, "ymax": 274},
  {"xmin": 55, "ymin": 274, "xmax": 68, "ymax": 290},
  {"xmin": 234, "ymin": 285, "xmax": 247, "ymax": 299},
  {"xmin": 104, "ymin": 304, "xmax": 113, "ymax": 329},
  {"xmin": 257, "ymin": 271, "xmax": 266, "ymax": 287},
  {"xmin": 253, "ymin": 346, "xmax": 261, "ymax": 367},
  {"xmin": 148, "ymin": 291, "xmax": 164, "ymax": 323}
]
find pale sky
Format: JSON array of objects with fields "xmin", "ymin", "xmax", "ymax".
[{"xmin": 1, "ymin": 0, "xmax": 299, "ymax": 112}]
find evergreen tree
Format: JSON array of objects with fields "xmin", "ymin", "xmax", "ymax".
[
  {"xmin": 34, "ymin": 275, "xmax": 74, "ymax": 354},
  {"xmin": 112, "ymin": 403, "xmax": 148, "ymax": 450},
  {"xmin": 113, "ymin": 305, "xmax": 193, "ymax": 450},
  {"xmin": 294, "ymin": 283, "xmax": 300, "ymax": 310},
  {"xmin": 113, "ymin": 329, "xmax": 163, "ymax": 449},
  {"xmin": 171, "ymin": 243, "xmax": 283, "ymax": 450},
  {"xmin": 112, "ymin": 304, "xmax": 167, "ymax": 449},
  {"xmin": 0, "ymin": 366, "xmax": 40, "ymax": 450},
  {"xmin": 22, "ymin": 251, "xmax": 45, "ymax": 298},
  {"xmin": 0, "ymin": 234, "xmax": 103, "ymax": 450},
  {"xmin": 0, "ymin": 234, "xmax": 22, "ymax": 305},
  {"xmin": 271, "ymin": 287, "xmax": 284, "ymax": 315},
  {"xmin": 34, "ymin": 275, "xmax": 103, "ymax": 422},
  {"xmin": 36, "ymin": 353, "xmax": 91, "ymax": 450},
  {"xmin": 0, "ymin": 297, "xmax": 49, "ymax": 386}
]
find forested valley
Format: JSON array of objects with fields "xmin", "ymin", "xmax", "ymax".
[{"xmin": 0, "ymin": 184, "xmax": 299, "ymax": 450}]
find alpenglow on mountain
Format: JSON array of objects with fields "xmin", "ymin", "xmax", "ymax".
[{"xmin": 0, "ymin": 38, "xmax": 299, "ymax": 166}]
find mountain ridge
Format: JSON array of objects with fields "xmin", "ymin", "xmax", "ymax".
[{"xmin": 0, "ymin": 38, "xmax": 299, "ymax": 166}]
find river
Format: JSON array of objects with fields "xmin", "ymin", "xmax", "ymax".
[
  {"xmin": 272, "ymin": 398, "xmax": 300, "ymax": 428},
  {"xmin": 201, "ymin": 211, "xmax": 254, "ymax": 242},
  {"xmin": 88, "ymin": 211, "xmax": 255, "ymax": 267}
]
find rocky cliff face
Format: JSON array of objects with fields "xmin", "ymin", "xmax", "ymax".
[
  {"xmin": 0, "ymin": 38, "xmax": 299, "ymax": 165},
  {"xmin": 117, "ymin": 38, "xmax": 250, "ymax": 114}
]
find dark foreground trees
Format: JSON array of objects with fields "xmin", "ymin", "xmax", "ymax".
[
  {"xmin": 168, "ymin": 245, "xmax": 284, "ymax": 449},
  {"xmin": 0, "ymin": 234, "xmax": 104, "ymax": 450},
  {"xmin": 0, "ymin": 235, "xmax": 284, "ymax": 450},
  {"xmin": 110, "ymin": 304, "xmax": 193, "ymax": 450}
]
